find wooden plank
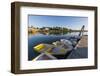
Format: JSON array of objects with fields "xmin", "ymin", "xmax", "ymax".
[{"xmin": 75, "ymin": 36, "xmax": 88, "ymax": 49}]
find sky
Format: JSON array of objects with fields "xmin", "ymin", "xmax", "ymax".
[{"xmin": 28, "ymin": 15, "xmax": 88, "ymax": 30}]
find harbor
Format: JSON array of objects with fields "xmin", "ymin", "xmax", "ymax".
[
  {"xmin": 32, "ymin": 35, "xmax": 88, "ymax": 60},
  {"xmin": 28, "ymin": 15, "xmax": 88, "ymax": 61},
  {"xmin": 28, "ymin": 25, "xmax": 88, "ymax": 60}
]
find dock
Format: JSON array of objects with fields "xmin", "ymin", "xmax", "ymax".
[
  {"xmin": 67, "ymin": 35, "xmax": 88, "ymax": 59},
  {"xmin": 75, "ymin": 35, "xmax": 88, "ymax": 49}
]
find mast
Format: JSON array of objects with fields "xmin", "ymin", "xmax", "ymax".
[{"xmin": 78, "ymin": 25, "xmax": 85, "ymax": 37}]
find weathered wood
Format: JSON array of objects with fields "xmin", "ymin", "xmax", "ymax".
[{"xmin": 75, "ymin": 36, "xmax": 88, "ymax": 48}]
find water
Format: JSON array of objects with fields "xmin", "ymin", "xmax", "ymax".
[{"xmin": 28, "ymin": 32, "xmax": 87, "ymax": 60}]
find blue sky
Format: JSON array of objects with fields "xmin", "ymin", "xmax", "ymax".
[{"xmin": 28, "ymin": 15, "xmax": 88, "ymax": 30}]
